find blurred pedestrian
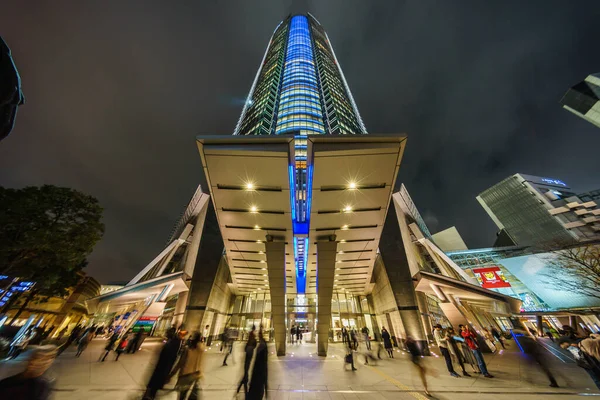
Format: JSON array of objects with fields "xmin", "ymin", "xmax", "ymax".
[
  {"xmin": 100, "ymin": 331, "xmax": 119, "ymax": 362},
  {"xmin": 76, "ymin": 329, "xmax": 93, "ymax": 357},
  {"xmin": 170, "ymin": 331, "xmax": 204, "ymax": 400},
  {"xmin": 222, "ymin": 327, "xmax": 234, "ymax": 366},
  {"xmin": 115, "ymin": 332, "xmax": 130, "ymax": 361},
  {"xmin": 433, "ymin": 324, "xmax": 460, "ymax": 377},
  {"xmin": 0, "ymin": 345, "xmax": 58, "ymax": 400},
  {"xmin": 57, "ymin": 325, "xmax": 82, "ymax": 355},
  {"xmin": 490, "ymin": 326, "xmax": 506, "ymax": 349},
  {"xmin": 350, "ymin": 329, "xmax": 358, "ymax": 350},
  {"xmin": 341, "ymin": 326, "xmax": 348, "ymax": 345},
  {"xmin": 381, "ymin": 327, "xmax": 393, "ymax": 358},
  {"xmin": 128, "ymin": 330, "xmax": 144, "ymax": 353},
  {"xmin": 247, "ymin": 327, "xmax": 268, "ymax": 399},
  {"xmin": 405, "ymin": 336, "xmax": 431, "ymax": 397},
  {"xmin": 518, "ymin": 331, "xmax": 558, "ymax": 387},
  {"xmin": 460, "ymin": 325, "xmax": 493, "ymax": 378},
  {"xmin": 290, "ymin": 325, "xmax": 296, "ymax": 344},
  {"xmin": 236, "ymin": 325, "xmax": 257, "ymax": 395},
  {"xmin": 344, "ymin": 330, "xmax": 357, "ymax": 371},
  {"xmin": 143, "ymin": 327, "xmax": 183, "ymax": 400},
  {"xmin": 560, "ymin": 338, "xmax": 600, "ymax": 389},
  {"xmin": 362, "ymin": 326, "xmax": 371, "ymax": 350},
  {"xmin": 445, "ymin": 327, "xmax": 471, "ymax": 376}
]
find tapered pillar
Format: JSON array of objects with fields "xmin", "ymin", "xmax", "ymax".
[
  {"xmin": 536, "ymin": 315, "xmax": 543, "ymax": 337},
  {"xmin": 265, "ymin": 239, "xmax": 287, "ymax": 356},
  {"xmin": 317, "ymin": 238, "xmax": 337, "ymax": 356},
  {"xmin": 379, "ymin": 203, "xmax": 429, "ymax": 355},
  {"xmin": 184, "ymin": 202, "xmax": 224, "ymax": 333}
]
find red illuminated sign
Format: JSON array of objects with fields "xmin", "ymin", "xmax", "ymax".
[{"xmin": 472, "ymin": 266, "xmax": 511, "ymax": 289}]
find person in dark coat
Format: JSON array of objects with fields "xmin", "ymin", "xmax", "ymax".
[
  {"xmin": 237, "ymin": 325, "xmax": 257, "ymax": 395},
  {"xmin": 57, "ymin": 325, "xmax": 82, "ymax": 355},
  {"xmin": 518, "ymin": 331, "xmax": 559, "ymax": 387},
  {"xmin": 100, "ymin": 331, "xmax": 120, "ymax": 362},
  {"xmin": 143, "ymin": 327, "xmax": 183, "ymax": 400},
  {"xmin": 381, "ymin": 327, "xmax": 393, "ymax": 358},
  {"xmin": 247, "ymin": 328, "xmax": 268, "ymax": 399}
]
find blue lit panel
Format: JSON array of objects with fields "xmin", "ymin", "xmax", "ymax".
[{"xmin": 277, "ymin": 16, "xmax": 323, "ymax": 294}]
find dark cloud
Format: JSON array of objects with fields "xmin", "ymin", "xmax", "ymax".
[{"xmin": 1, "ymin": 1, "xmax": 599, "ymax": 282}]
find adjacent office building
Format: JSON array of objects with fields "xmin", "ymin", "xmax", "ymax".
[
  {"xmin": 561, "ymin": 73, "xmax": 600, "ymax": 128},
  {"xmin": 477, "ymin": 173, "xmax": 600, "ymax": 246}
]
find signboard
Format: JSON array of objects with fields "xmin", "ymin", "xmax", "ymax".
[
  {"xmin": 0, "ymin": 276, "xmax": 35, "ymax": 307},
  {"xmin": 472, "ymin": 266, "xmax": 511, "ymax": 289},
  {"xmin": 541, "ymin": 178, "xmax": 567, "ymax": 187},
  {"xmin": 133, "ymin": 316, "xmax": 157, "ymax": 333}
]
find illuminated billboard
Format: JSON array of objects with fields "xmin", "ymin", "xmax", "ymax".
[{"xmin": 472, "ymin": 266, "xmax": 511, "ymax": 289}]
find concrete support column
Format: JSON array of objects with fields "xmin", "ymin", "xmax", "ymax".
[
  {"xmin": 265, "ymin": 239, "xmax": 286, "ymax": 356},
  {"xmin": 569, "ymin": 315, "xmax": 578, "ymax": 333},
  {"xmin": 184, "ymin": 202, "xmax": 224, "ymax": 333},
  {"xmin": 379, "ymin": 203, "xmax": 429, "ymax": 355},
  {"xmin": 535, "ymin": 315, "xmax": 543, "ymax": 337},
  {"xmin": 172, "ymin": 291, "xmax": 189, "ymax": 329},
  {"xmin": 316, "ymin": 238, "xmax": 337, "ymax": 357},
  {"xmin": 415, "ymin": 291, "xmax": 433, "ymax": 341}
]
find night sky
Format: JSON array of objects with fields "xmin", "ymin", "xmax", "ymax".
[{"xmin": 2, "ymin": 1, "xmax": 600, "ymax": 283}]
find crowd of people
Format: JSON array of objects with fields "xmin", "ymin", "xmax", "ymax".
[{"xmin": 2, "ymin": 319, "xmax": 600, "ymax": 399}]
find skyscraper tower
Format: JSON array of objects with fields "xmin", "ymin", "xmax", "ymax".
[{"xmin": 233, "ymin": 14, "xmax": 366, "ymax": 294}]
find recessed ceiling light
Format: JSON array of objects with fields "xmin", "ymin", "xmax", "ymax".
[
  {"xmin": 348, "ymin": 182, "xmax": 357, "ymax": 189},
  {"xmin": 254, "ymin": 225, "xmax": 261, "ymax": 230},
  {"xmin": 340, "ymin": 239, "xmax": 346, "ymax": 243},
  {"xmin": 343, "ymin": 205, "xmax": 352, "ymax": 213},
  {"xmin": 250, "ymin": 206, "xmax": 258, "ymax": 213},
  {"xmin": 341, "ymin": 225, "xmax": 349, "ymax": 230},
  {"xmin": 246, "ymin": 182, "xmax": 255, "ymax": 190}
]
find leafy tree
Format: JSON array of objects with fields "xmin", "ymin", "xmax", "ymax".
[
  {"xmin": 0, "ymin": 185, "xmax": 104, "ymax": 323},
  {"xmin": 540, "ymin": 242, "xmax": 600, "ymax": 301}
]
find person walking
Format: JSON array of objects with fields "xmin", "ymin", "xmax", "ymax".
[
  {"xmin": 518, "ymin": 331, "xmax": 559, "ymax": 387},
  {"xmin": 127, "ymin": 330, "xmax": 144, "ymax": 354},
  {"xmin": 433, "ymin": 325, "xmax": 460, "ymax": 377},
  {"xmin": 490, "ymin": 326, "xmax": 506, "ymax": 349},
  {"xmin": 350, "ymin": 329, "xmax": 358, "ymax": 350},
  {"xmin": 362, "ymin": 326, "xmax": 371, "ymax": 350},
  {"xmin": 202, "ymin": 325, "xmax": 210, "ymax": 343},
  {"xmin": 460, "ymin": 325, "xmax": 493, "ymax": 378},
  {"xmin": 170, "ymin": 332, "xmax": 205, "ymax": 400},
  {"xmin": 381, "ymin": 327, "xmax": 393, "ymax": 358},
  {"xmin": 296, "ymin": 326, "xmax": 302, "ymax": 344},
  {"xmin": 344, "ymin": 329, "xmax": 357, "ymax": 371},
  {"xmin": 76, "ymin": 329, "xmax": 93, "ymax": 357},
  {"xmin": 222, "ymin": 327, "xmax": 234, "ymax": 366},
  {"xmin": 236, "ymin": 325, "xmax": 257, "ymax": 395},
  {"xmin": 143, "ymin": 327, "xmax": 183, "ymax": 400},
  {"xmin": 115, "ymin": 332, "xmax": 130, "ymax": 361},
  {"xmin": 405, "ymin": 336, "xmax": 431, "ymax": 397},
  {"xmin": 445, "ymin": 327, "xmax": 471, "ymax": 376},
  {"xmin": 100, "ymin": 331, "xmax": 119, "ymax": 362},
  {"xmin": 57, "ymin": 325, "xmax": 82, "ymax": 356},
  {"xmin": 247, "ymin": 327, "xmax": 268, "ymax": 399},
  {"xmin": 290, "ymin": 325, "xmax": 296, "ymax": 344},
  {"xmin": 341, "ymin": 326, "xmax": 348, "ymax": 345}
]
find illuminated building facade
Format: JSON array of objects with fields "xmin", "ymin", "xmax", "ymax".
[
  {"xmin": 477, "ymin": 173, "xmax": 600, "ymax": 246},
  {"xmin": 234, "ymin": 14, "xmax": 367, "ymax": 296},
  {"xmin": 88, "ymin": 14, "xmax": 520, "ymax": 357},
  {"xmin": 561, "ymin": 73, "xmax": 600, "ymax": 129}
]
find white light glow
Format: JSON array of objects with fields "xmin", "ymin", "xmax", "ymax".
[
  {"xmin": 348, "ymin": 182, "xmax": 357, "ymax": 189},
  {"xmin": 246, "ymin": 182, "xmax": 255, "ymax": 190},
  {"xmin": 250, "ymin": 206, "xmax": 258, "ymax": 213}
]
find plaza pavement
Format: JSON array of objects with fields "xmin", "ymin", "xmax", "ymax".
[{"xmin": 1, "ymin": 337, "xmax": 599, "ymax": 400}]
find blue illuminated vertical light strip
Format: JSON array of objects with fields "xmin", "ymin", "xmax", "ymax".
[{"xmin": 276, "ymin": 16, "xmax": 325, "ymax": 294}]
